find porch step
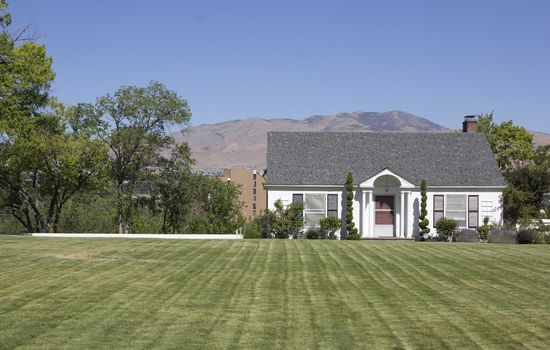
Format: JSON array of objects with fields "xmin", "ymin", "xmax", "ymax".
[{"xmin": 362, "ymin": 236, "xmax": 414, "ymax": 241}]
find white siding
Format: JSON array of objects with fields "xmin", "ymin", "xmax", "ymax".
[
  {"xmin": 268, "ymin": 186, "xmax": 503, "ymax": 239},
  {"xmin": 267, "ymin": 187, "xmax": 351, "ymax": 238},
  {"xmin": 407, "ymin": 188, "xmax": 503, "ymax": 237}
]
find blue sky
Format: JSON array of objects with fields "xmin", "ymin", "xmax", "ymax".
[{"xmin": 10, "ymin": 0, "xmax": 550, "ymax": 132}]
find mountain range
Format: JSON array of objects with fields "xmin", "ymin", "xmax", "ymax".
[{"xmin": 173, "ymin": 110, "xmax": 550, "ymax": 171}]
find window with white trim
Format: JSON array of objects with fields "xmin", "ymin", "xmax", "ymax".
[
  {"xmin": 446, "ymin": 195, "xmax": 466, "ymax": 228},
  {"xmin": 292, "ymin": 194, "xmax": 303, "ymax": 220},
  {"xmin": 305, "ymin": 193, "xmax": 325, "ymax": 225},
  {"xmin": 468, "ymin": 195, "xmax": 479, "ymax": 228},
  {"xmin": 433, "ymin": 195, "xmax": 444, "ymax": 224},
  {"xmin": 327, "ymin": 194, "xmax": 338, "ymax": 217}
]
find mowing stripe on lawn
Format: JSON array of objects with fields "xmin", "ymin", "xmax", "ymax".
[{"xmin": 1, "ymin": 237, "xmax": 550, "ymax": 349}]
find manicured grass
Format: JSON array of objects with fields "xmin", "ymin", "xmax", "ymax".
[{"xmin": 1, "ymin": 237, "xmax": 550, "ymax": 349}]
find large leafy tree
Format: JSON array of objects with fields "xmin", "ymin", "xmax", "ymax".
[
  {"xmin": 477, "ymin": 112, "xmax": 548, "ymax": 224},
  {"xmin": 0, "ymin": 2, "xmax": 107, "ymax": 233},
  {"xmin": 151, "ymin": 143, "xmax": 195, "ymax": 234},
  {"xmin": 0, "ymin": 104, "xmax": 109, "ymax": 233},
  {"xmin": 477, "ymin": 112, "xmax": 534, "ymax": 172},
  {"xmin": 502, "ymin": 145, "xmax": 550, "ymax": 223},
  {"xmin": 0, "ymin": 1, "xmax": 54, "ymax": 124},
  {"xmin": 91, "ymin": 82, "xmax": 192, "ymax": 233},
  {"xmin": 188, "ymin": 176, "xmax": 244, "ymax": 234}
]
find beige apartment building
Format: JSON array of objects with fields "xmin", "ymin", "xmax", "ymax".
[{"xmin": 221, "ymin": 168, "xmax": 266, "ymax": 219}]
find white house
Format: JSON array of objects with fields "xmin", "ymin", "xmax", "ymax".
[{"xmin": 264, "ymin": 117, "xmax": 506, "ymax": 238}]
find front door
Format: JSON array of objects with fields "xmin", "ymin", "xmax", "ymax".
[{"xmin": 375, "ymin": 195, "xmax": 395, "ymax": 236}]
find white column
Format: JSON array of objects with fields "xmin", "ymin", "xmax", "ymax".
[
  {"xmin": 361, "ymin": 191, "xmax": 366, "ymax": 238},
  {"xmin": 400, "ymin": 191, "xmax": 405, "ymax": 238},
  {"xmin": 368, "ymin": 191, "xmax": 374, "ymax": 236},
  {"xmin": 405, "ymin": 191, "xmax": 411, "ymax": 237}
]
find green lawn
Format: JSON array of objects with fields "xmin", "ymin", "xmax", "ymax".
[{"xmin": 1, "ymin": 237, "xmax": 550, "ymax": 349}]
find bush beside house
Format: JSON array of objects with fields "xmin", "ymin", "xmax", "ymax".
[{"xmin": 434, "ymin": 217, "xmax": 458, "ymax": 242}]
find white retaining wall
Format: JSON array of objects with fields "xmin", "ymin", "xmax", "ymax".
[{"xmin": 31, "ymin": 233, "xmax": 243, "ymax": 240}]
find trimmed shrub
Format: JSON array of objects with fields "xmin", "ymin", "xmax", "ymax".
[
  {"xmin": 476, "ymin": 216, "xmax": 491, "ymax": 240},
  {"xmin": 418, "ymin": 179, "xmax": 430, "ymax": 238},
  {"xmin": 488, "ymin": 228, "xmax": 517, "ymax": 244},
  {"xmin": 305, "ymin": 227, "xmax": 321, "ymax": 239},
  {"xmin": 455, "ymin": 229, "xmax": 480, "ymax": 243},
  {"xmin": 435, "ymin": 217, "xmax": 458, "ymax": 241},
  {"xmin": 320, "ymin": 216, "xmax": 341, "ymax": 240},
  {"xmin": 345, "ymin": 171, "xmax": 360, "ymax": 240},
  {"xmin": 517, "ymin": 229, "xmax": 534, "ymax": 244}
]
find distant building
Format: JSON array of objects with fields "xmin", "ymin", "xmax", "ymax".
[{"xmin": 221, "ymin": 168, "xmax": 267, "ymax": 219}]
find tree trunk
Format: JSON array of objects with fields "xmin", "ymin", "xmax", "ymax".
[
  {"xmin": 53, "ymin": 208, "xmax": 61, "ymax": 233},
  {"xmin": 46, "ymin": 189, "xmax": 58, "ymax": 233},
  {"xmin": 117, "ymin": 207, "xmax": 124, "ymax": 234},
  {"xmin": 23, "ymin": 208, "xmax": 33, "ymax": 234},
  {"xmin": 162, "ymin": 209, "xmax": 167, "ymax": 234}
]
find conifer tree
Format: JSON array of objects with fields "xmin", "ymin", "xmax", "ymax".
[
  {"xmin": 345, "ymin": 171, "xmax": 360, "ymax": 240},
  {"xmin": 418, "ymin": 179, "xmax": 430, "ymax": 239}
]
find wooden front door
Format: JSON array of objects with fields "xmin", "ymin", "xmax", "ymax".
[{"xmin": 375, "ymin": 196, "xmax": 394, "ymax": 225}]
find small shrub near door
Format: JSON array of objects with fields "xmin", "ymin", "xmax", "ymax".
[
  {"xmin": 455, "ymin": 229, "xmax": 480, "ymax": 243},
  {"xmin": 488, "ymin": 228, "xmax": 517, "ymax": 244},
  {"xmin": 435, "ymin": 217, "xmax": 458, "ymax": 242}
]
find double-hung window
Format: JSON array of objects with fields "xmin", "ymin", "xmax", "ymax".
[
  {"xmin": 293, "ymin": 193, "xmax": 337, "ymax": 225},
  {"xmin": 468, "ymin": 195, "xmax": 479, "ymax": 228},
  {"xmin": 292, "ymin": 194, "xmax": 303, "ymax": 204},
  {"xmin": 446, "ymin": 195, "xmax": 467, "ymax": 228},
  {"xmin": 433, "ymin": 195, "xmax": 444, "ymax": 224},
  {"xmin": 292, "ymin": 194, "xmax": 304, "ymax": 220},
  {"xmin": 304, "ymin": 194, "xmax": 326, "ymax": 225},
  {"xmin": 327, "ymin": 194, "xmax": 338, "ymax": 217}
]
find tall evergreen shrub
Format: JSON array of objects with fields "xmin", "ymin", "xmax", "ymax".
[
  {"xmin": 418, "ymin": 179, "xmax": 430, "ymax": 239},
  {"xmin": 345, "ymin": 171, "xmax": 360, "ymax": 240}
]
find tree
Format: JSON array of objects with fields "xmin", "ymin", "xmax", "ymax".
[
  {"xmin": 477, "ymin": 112, "xmax": 534, "ymax": 172},
  {"xmin": 188, "ymin": 176, "xmax": 244, "ymax": 234},
  {"xmin": 345, "ymin": 171, "xmax": 360, "ymax": 240},
  {"xmin": 502, "ymin": 148, "xmax": 550, "ymax": 224},
  {"xmin": 478, "ymin": 112, "xmax": 549, "ymax": 224},
  {"xmin": 0, "ymin": 1, "xmax": 54, "ymax": 125},
  {"xmin": 0, "ymin": 3, "xmax": 108, "ymax": 233},
  {"xmin": 418, "ymin": 179, "xmax": 430, "ymax": 238},
  {"xmin": 0, "ymin": 104, "xmax": 109, "ymax": 232},
  {"xmin": 151, "ymin": 143, "xmax": 195, "ymax": 234},
  {"xmin": 92, "ymin": 82, "xmax": 192, "ymax": 233}
]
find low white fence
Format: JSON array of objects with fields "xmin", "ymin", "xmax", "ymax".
[{"xmin": 31, "ymin": 233, "xmax": 243, "ymax": 240}]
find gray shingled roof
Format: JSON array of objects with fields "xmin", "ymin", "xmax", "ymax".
[{"xmin": 266, "ymin": 132, "xmax": 506, "ymax": 187}]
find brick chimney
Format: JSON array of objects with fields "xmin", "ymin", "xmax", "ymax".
[{"xmin": 462, "ymin": 115, "xmax": 478, "ymax": 133}]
